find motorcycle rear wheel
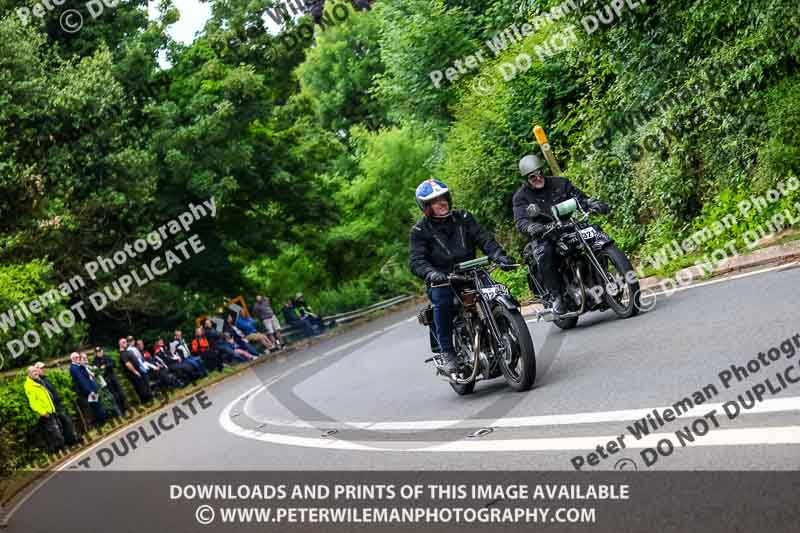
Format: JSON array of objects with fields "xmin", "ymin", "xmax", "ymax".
[{"xmin": 493, "ymin": 306, "xmax": 536, "ymax": 391}]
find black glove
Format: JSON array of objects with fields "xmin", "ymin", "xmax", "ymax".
[
  {"xmin": 585, "ymin": 198, "xmax": 610, "ymax": 215},
  {"xmin": 493, "ymin": 254, "xmax": 517, "ymax": 270},
  {"xmin": 526, "ymin": 222, "xmax": 556, "ymax": 239},
  {"xmin": 425, "ymin": 271, "xmax": 449, "ymax": 285},
  {"xmin": 525, "ymin": 222, "xmax": 546, "ymax": 237}
]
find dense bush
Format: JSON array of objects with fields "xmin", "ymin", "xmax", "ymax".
[{"xmin": 0, "ymin": 368, "xmax": 77, "ymax": 469}]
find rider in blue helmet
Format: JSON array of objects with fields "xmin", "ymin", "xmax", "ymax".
[{"xmin": 410, "ymin": 179, "xmax": 516, "ymax": 375}]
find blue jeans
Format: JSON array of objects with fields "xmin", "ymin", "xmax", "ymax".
[{"xmin": 427, "ymin": 286, "xmax": 457, "ymax": 354}]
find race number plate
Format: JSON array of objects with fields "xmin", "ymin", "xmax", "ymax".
[{"xmin": 579, "ymin": 227, "xmax": 597, "ymax": 239}]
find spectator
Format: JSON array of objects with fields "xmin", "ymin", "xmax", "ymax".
[
  {"xmin": 236, "ymin": 313, "xmax": 276, "ymax": 351},
  {"xmin": 282, "ymin": 299, "xmax": 315, "ymax": 338},
  {"xmin": 223, "ymin": 314, "xmax": 262, "ymax": 357},
  {"xmin": 204, "ymin": 318, "xmax": 237, "ymax": 366},
  {"xmin": 24, "ymin": 366, "xmax": 74, "ymax": 452},
  {"xmin": 253, "ymin": 295, "xmax": 283, "ymax": 349},
  {"xmin": 193, "ymin": 326, "xmax": 222, "ymax": 373},
  {"xmin": 126, "ymin": 335, "xmax": 149, "ymax": 370},
  {"xmin": 136, "ymin": 339, "xmax": 153, "ymax": 362},
  {"xmin": 119, "ymin": 337, "xmax": 153, "ymax": 404},
  {"xmin": 222, "ymin": 331, "xmax": 256, "ymax": 363},
  {"xmin": 93, "ymin": 346, "xmax": 128, "ymax": 416},
  {"xmin": 81, "ymin": 352, "xmax": 122, "ymax": 418},
  {"xmin": 170, "ymin": 329, "xmax": 207, "ymax": 376},
  {"xmin": 294, "ymin": 293, "xmax": 328, "ymax": 333},
  {"xmin": 69, "ymin": 352, "xmax": 106, "ymax": 426},
  {"xmin": 141, "ymin": 340, "xmax": 181, "ymax": 390},
  {"xmin": 155, "ymin": 338, "xmax": 202, "ymax": 385},
  {"xmin": 31, "ymin": 363, "xmax": 81, "ymax": 448}
]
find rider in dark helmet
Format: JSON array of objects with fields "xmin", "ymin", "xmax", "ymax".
[
  {"xmin": 410, "ymin": 179, "xmax": 516, "ymax": 375},
  {"xmin": 512, "ymin": 154, "xmax": 610, "ymax": 315}
]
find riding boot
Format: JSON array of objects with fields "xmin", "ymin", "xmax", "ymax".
[{"xmin": 441, "ymin": 351, "xmax": 458, "ymax": 375}]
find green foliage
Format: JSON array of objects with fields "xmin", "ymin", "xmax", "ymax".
[
  {"xmin": 0, "ymin": 261, "xmax": 87, "ymax": 367},
  {"xmin": 297, "ymin": 9, "xmax": 387, "ymax": 132},
  {"xmin": 374, "ymin": 0, "xmax": 478, "ymax": 123},
  {"xmin": 0, "ymin": 368, "xmax": 77, "ymax": 469}
]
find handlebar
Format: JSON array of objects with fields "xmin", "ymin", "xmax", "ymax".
[{"xmin": 429, "ymin": 263, "xmax": 521, "ymax": 288}]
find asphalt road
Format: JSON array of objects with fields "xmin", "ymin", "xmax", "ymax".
[{"xmin": 7, "ymin": 264, "xmax": 800, "ymax": 531}]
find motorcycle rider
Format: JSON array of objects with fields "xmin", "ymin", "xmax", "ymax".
[
  {"xmin": 410, "ymin": 179, "xmax": 516, "ymax": 375},
  {"xmin": 512, "ymin": 154, "xmax": 609, "ymax": 315}
]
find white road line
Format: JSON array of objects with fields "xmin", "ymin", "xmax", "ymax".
[
  {"xmin": 219, "ymin": 412, "xmax": 800, "ymax": 453},
  {"xmin": 237, "ymin": 394, "xmax": 800, "ymax": 432}
]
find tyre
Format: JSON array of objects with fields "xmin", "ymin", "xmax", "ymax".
[
  {"xmin": 554, "ymin": 315, "xmax": 578, "ymax": 329},
  {"xmin": 493, "ymin": 305, "xmax": 536, "ymax": 391},
  {"xmin": 596, "ymin": 244, "xmax": 640, "ymax": 318}
]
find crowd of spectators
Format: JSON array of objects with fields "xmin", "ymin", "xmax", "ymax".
[{"xmin": 22, "ymin": 292, "xmax": 334, "ymax": 453}]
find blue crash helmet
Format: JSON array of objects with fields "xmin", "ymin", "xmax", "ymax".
[{"xmin": 415, "ymin": 179, "xmax": 452, "ymax": 211}]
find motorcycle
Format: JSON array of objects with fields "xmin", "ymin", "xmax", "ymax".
[
  {"xmin": 418, "ymin": 256, "xmax": 536, "ymax": 395},
  {"xmin": 524, "ymin": 197, "xmax": 641, "ymax": 330}
]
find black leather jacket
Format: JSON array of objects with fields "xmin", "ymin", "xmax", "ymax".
[
  {"xmin": 512, "ymin": 177, "xmax": 590, "ymax": 237},
  {"xmin": 409, "ymin": 210, "xmax": 505, "ymax": 281}
]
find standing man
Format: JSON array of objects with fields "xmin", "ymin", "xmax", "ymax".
[
  {"xmin": 69, "ymin": 352, "xmax": 106, "ymax": 426},
  {"xmin": 94, "ymin": 346, "xmax": 128, "ymax": 416},
  {"xmin": 24, "ymin": 366, "xmax": 72, "ymax": 451},
  {"xmin": 33, "ymin": 362, "xmax": 80, "ymax": 446},
  {"xmin": 409, "ymin": 179, "xmax": 516, "ymax": 375},
  {"xmin": 119, "ymin": 337, "xmax": 153, "ymax": 404},
  {"xmin": 512, "ymin": 154, "xmax": 609, "ymax": 315},
  {"xmin": 253, "ymin": 295, "xmax": 283, "ymax": 348}
]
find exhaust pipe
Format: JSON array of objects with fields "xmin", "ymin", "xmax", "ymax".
[{"xmin": 451, "ymin": 329, "xmax": 482, "ymax": 385}]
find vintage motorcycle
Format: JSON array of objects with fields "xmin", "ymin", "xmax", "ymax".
[
  {"xmin": 418, "ymin": 256, "xmax": 536, "ymax": 395},
  {"xmin": 524, "ymin": 197, "xmax": 641, "ymax": 330}
]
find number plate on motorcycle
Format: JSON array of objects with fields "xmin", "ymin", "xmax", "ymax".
[{"xmin": 579, "ymin": 227, "xmax": 597, "ymax": 239}]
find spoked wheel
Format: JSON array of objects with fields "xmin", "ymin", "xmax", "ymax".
[
  {"xmin": 596, "ymin": 244, "xmax": 640, "ymax": 318},
  {"xmin": 450, "ymin": 326, "xmax": 476, "ymax": 396},
  {"xmin": 492, "ymin": 305, "xmax": 536, "ymax": 391}
]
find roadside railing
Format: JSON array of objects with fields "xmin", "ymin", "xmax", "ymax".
[{"xmin": 278, "ymin": 294, "xmax": 415, "ymax": 343}]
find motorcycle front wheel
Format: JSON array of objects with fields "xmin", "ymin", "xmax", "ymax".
[
  {"xmin": 492, "ymin": 305, "xmax": 536, "ymax": 391},
  {"xmin": 596, "ymin": 244, "xmax": 640, "ymax": 318}
]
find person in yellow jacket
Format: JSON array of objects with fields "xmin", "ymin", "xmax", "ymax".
[{"xmin": 24, "ymin": 366, "xmax": 71, "ymax": 452}]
